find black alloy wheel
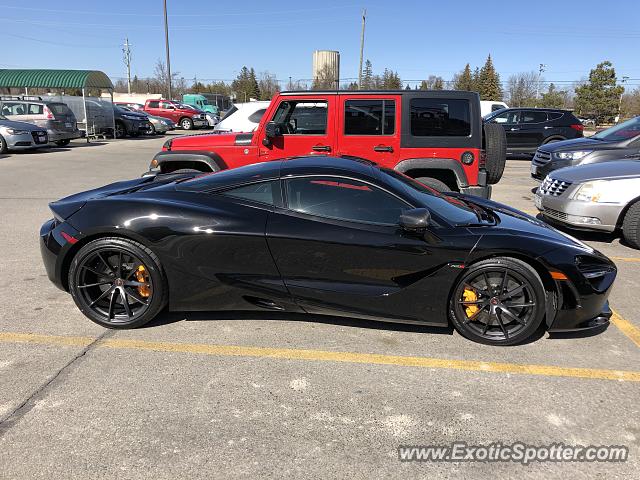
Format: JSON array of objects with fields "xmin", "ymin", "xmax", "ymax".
[
  {"xmin": 69, "ymin": 238, "xmax": 166, "ymax": 328},
  {"xmin": 449, "ymin": 257, "xmax": 546, "ymax": 345},
  {"xmin": 114, "ymin": 122, "xmax": 127, "ymax": 139}
]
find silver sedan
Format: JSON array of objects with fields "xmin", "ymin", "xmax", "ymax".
[{"xmin": 0, "ymin": 114, "xmax": 49, "ymax": 153}]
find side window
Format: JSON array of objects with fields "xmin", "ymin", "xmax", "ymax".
[
  {"xmin": 147, "ymin": 101, "xmax": 160, "ymax": 108},
  {"xmin": 344, "ymin": 99, "xmax": 395, "ymax": 135},
  {"xmin": 493, "ymin": 110, "xmax": 519, "ymax": 124},
  {"xmin": 28, "ymin": 104, "xmax": 44, "ymax": 115},
  {"xmin": 491, "ymin": 104, "xmax": 504, "ymax": 112},
  {"xmin": 547, "ymin": 112, "xmax": 564, "ymax": 121},
  {"xmin": 160, "ymin": 101, "xmax": 173, "ymax": 109},
  {"xmin": 285, "ymin": 176, "xmax": 408, "ymax": 225},
  {"xmin": 2, "ymin": 102, "xmax": 26, "ymax": 115},
  {"xmin": 271, "ymin": 100, "xmax": 327, "ymax": 135},
  {"xmin": 521, "ymin": 111, "xmax": 548, "ymax": 124},
  {"xmin": 223, "ymin": 181, "xmax": 275, "ymax": 205},
  {"xmin": 248, "ymin": 108, "xmax": 266, "ymax": 124},
  {"xmin": 410, "ymin": 98, "xmax": 470, "ymax": 136}
]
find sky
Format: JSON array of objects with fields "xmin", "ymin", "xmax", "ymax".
[{"xmin": 1, "ymin": 0, "xmax": 639, "ymax": 89}]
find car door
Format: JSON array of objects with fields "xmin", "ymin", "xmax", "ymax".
[
  {"xmin": 490, "ymin": 109, "xmax": 521, "ymax": 148},
  {"xmin": 159, "ymin": 101, "xmax": 180, "ymax": 122},
  {"xmin": 265, "ymin": 174, "xmax": 455, "ymax": 325},
  {"xmin": 336, "ymin": 96, "xmax": 400, "ymax": 165},
  {"xmin": 258, "ymin": 96, "xmax": 336, "ymax": 160},
  {"xmin": 518, "ymin": 110, "xmax": 548, "ymax": 148}
]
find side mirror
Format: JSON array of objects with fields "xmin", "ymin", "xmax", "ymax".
[
  {"xmin": 265, "ymin": 121, "xmax": 283, "ymax": 138},
  {"xmin": 399, "ymin": 208, "xmax": 431, "ymax": 232}
]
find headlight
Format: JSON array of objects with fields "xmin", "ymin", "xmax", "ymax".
[
  {"xmin": 554, "ymin": 150, "xmax": 592, "ymax": 160},
  {"xmin": 6, "ymin": 129, "xmax": 31, "ymax": 135},
  {"xmin": 571, "ymin": 180, "xmax": 616, "ymax": 203}
]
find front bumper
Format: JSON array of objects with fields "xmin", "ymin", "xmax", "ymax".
[
  {"xmin": 5, "ymin": 131, "xmax": 49, "ymax": 150},
  {"xmin": 192, "ymin": 118, "xmax": 208, "ymax": 128},
  {"xmin": 548, "ymin": 302, "xmax": 612, "ymax": 332},
  {"xmin": 47, "ymin": 129, "xmax": 83, "ymax": 142},
  {"xmin": 535, "ymin": 190, "xmax": 623, "ymax": 232},
  {"xmin": 531, "ymin": 158, "xmax": 572, "ymax": 181}
]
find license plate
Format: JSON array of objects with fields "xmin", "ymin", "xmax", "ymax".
[
  {"xmin": 531, "ymin": 164, "xmax": 538, "ymax": 176},
  {"xmin": 65, "ymin": 122, "xmax": 72, "ymax": 128},
  {"xmin": 534, "ymin": 194, "xmax": 543, "ymax": 210}
]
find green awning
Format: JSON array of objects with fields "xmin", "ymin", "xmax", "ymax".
[{"xmin": 0, "ymin": 69, "xmax": 113, "ymax": 90}]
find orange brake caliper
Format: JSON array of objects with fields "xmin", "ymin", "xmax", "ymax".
[{"xmin": 134, "ymin": 265, "xmax": 151, "ymax": 298}]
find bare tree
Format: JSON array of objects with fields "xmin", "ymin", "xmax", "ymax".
[
  {"xmin": 258, "ymin": 71, "xmax": 280, "ymax": 100},
  {"xmin": 506, "ymin": 71, "xmax": 539, "ymax": 107},
  {"xmin": 312, "ymin": 64, "xmax": 338, "ymax": 90}
]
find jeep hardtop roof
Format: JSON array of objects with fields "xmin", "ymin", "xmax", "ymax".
[{"xmin": 278, "ymin": 90, "xmax": 477, "ymax": 97}]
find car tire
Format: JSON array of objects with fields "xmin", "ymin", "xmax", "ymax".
[
  {"xmin": 149, "ymin": 124, "xmax": 157, "ymax": 135},
  {"xmin": 414, "ymin": 177, "xmax": 450, "ymax": 193},
  {"xmin": 622, "ymin": 201, "xmax": 640, "ymax": 249},
  {"xmin": 449, "ymin": 257, "xmax": 546, "ymax": 346},
  {"xmin": 180, "ymin": 117, "xmax": 194, "ymax": 130},
  {"xmin": 115, "ymin": 121, "xmax": 127, "ymax": 139},
  {"xmin": 483, "ymin": 122, "xmax": 507, "ymax": 185},
  {"xmin": 55, "ymin": 139, "xmax": 71, "ymax": 147},
  {"xmin": 68, "ymin": 237, "xmax": 168, "ymax": 329},
  {"xmin": 0, "ymin": 135, "xmax": 7, "ymax": 154}
]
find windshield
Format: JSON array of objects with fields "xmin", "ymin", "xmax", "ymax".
[
  {"xmin": 592, "ymin": 116, "xmax": 640, "ymax": 141},
  {"xmin": 378, "ymin": 169, "xmax": 481, "ymax": 225}
]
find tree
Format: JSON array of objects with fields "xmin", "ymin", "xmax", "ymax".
[
  {"xmin": 477, "ymin": 55, "xmax": 502, "ymax": 100},
  {"xmin": 574, "ymin": 61, "xmax": 625, "ymax": 124},
  {"xmin": 506, "ymin": 71, "xmax": 538, "ymax": 107},
  {"xmin": 538, "ymin": 83, "xmax": 569, "ymax": 109},
  {"xmin": 380, "ymin": 69, "xmax": 402, "ymax": 89},
  {"xmin": 232, "ymin": 66, "xmax": 261, "ymax": 101},
  {"xmin": 472, "ymin": 67, "xmax": 481, "ymax": 92},
  {"xmin": 453, "ymin": 63, "xmax": 474, "ymax": 91},
  {"xmin": 621, "ymin": 87, "xmax": 640, "ymax": 119},
  {"xmin": 312, "ymin": 63, "xmax": 338, "ymax": 90},
  {"xmin": 420, "ymin": 75, "xmax": 444, "ymax": 90},
  {"xmin": 258, "ymin": 71, "xmax": 279, "ymax": 100},
  {"xmin": 361, "ymin": 59, "xmax": 373, "ymax": 89}
]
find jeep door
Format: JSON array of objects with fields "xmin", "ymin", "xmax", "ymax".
[
  {"xmin": 336, "ymin": 95, "xmax": 400, "ymax": 167},
  {"xmin": 258, "ymin": 96, "xmax": 336, "ymax": 160}
]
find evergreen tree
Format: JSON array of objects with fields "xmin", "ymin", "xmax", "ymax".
[
  {"xmin": 453, "ymin": 63, "xmax": 474, "ymax": 91},
  {"xmin": 472, "ymin": 67, "xmax": 481, "ymax": 92},
  {"xmin": 420, "ymin": 75, "xmax": 445, "ymax": 90},
  {"xmin": 361, "ymin": 60, "xmax": 373, "ymax": 89},
  {"xmin": 478, "ymin": 55, "xmax": 502, "ymax": 100},
  {"xmin": 574, "ymin": 61, "xmax": 624, "ymax": 125},
  {"xmin": 249, "ymin": 68, "xmax": 261, "ymax": 100},
  {"xmin": 538, "ymin": 83, "xmax": 568, "ymax": 109}
]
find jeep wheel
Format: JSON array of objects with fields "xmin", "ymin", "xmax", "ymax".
[
  {"xmin": 483, "ymin": 122, "xmax": 507, "ymax": 185},
  {"xmin": 180, "ymin": 117, "xmax": 194, "ymax": 130},
  {"xmin": 622, "ymin": 201, "xmax": 640, "ymax": 249},
  {"xmin": 415, "ymin": 177, "xmax": 450, "ymax": 193}
]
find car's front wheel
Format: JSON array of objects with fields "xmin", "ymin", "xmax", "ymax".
[
  {"xmin": 68, "ymin": 237, "xmax": 167, "ymax": 328},
  {"xmin": 449, "ymin": 257, "xmax": 546, "ymax": 345},
  {"xmin": 0, "ymin": 135, "xmax": 7, "ymax": 154},
  {"xmin": 180, "ymin": 117, "xmax": 194, "ymax": 130},
  {"xmin": 622, "ymin": 201, "xmax": 640, "ymax": 249}
]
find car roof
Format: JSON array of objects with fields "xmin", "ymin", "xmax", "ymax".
[{"xmin": 498, "ymin": 107, "xmax": 573, "ymax": 113}]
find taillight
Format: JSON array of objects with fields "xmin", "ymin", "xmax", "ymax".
[
  {"xmin": 570, "ymin": 124, "xmax": 584, "ymax": 132},
  {"xmin": 43, "ymin": 105, "xmax": 54, "ymax": 120}
]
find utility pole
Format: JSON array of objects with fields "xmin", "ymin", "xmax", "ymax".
[
  {"xmin": 122, "ymin": 37, "xmax": 132, "ymax": 94},
  {"xmin": 358, "ymin": 8, "xmax": 366, "ymax": 89},
  {"xmin": 618, "ymin": 75, "xmax": 629, "ymax": 121},
  {"xmin": 536, "ymin": 63, "xmax": 546, "ymax": 99},
  {"xmin": 163, "ymin": 0, "xmax": 172, "ymax": 99}
]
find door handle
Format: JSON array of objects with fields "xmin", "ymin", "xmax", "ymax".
[
  {"xmin": 509, "ymin": 128, "xmax": 520, "ymax": 131},
  {"xmin": 373, "ymin": 145, "xmax": 393, "ymax": 152},
  {"xmin": 544, "ymin": 126, "xmax": 553, "ymax": 130},
  {"xmin": 311, "ymin": 145, "xmax": 331, "ymax": 152}
]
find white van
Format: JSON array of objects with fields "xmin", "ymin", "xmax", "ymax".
[
  {"xmin": 213, "ymin": 101, "xmax": 271, "ymax": 133},
  {"xmin": 480, "ymin": 101, "xmax": 508, "ymax": 117}
]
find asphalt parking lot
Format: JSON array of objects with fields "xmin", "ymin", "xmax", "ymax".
[{"xmin": 0, "ymin": 135, "xmax": 638, "ymax": 479}]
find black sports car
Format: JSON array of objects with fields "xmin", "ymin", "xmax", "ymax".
[{"xmin": 40, "ymin": 156, "xmax": 616, "ymax": 345}]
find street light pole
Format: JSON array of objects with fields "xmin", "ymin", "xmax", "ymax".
[
  {"xmin": 536, "ymin": 63, "xmax": 546, "ymax": 99},
  {"xmin": 618, "ymin": 75, "xmax": 629, "ymax": 121},
  {"xmin": 163, "ymin": 0, "xmax": 172, "ymax": 99}
]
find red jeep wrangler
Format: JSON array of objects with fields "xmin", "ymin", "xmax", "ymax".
[
  {"xmin": 150, "ymin": 90, "xmax": 505, "ymax": 197},
  {"xmin": 144, "ymin": 99, "xmax": 208, "ymax": 131}
]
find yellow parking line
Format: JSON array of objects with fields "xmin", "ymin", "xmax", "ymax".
[
  {"xmin": 611, "ymin": 310, "xmax": 640, "ymax": 348},
  {"xmin": 610, "ymin": 256, "xmax": 640, "ymax": 263},
  {"xmin": 0, "ymin": 331, "xmax": 638, "ymax": 382}
]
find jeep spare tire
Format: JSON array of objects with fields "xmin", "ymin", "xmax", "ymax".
[{"xmin": 483, "ymin": 122, "xmax": 507, "ymax": 185}]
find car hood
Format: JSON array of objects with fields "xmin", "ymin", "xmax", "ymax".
[
  {"xmin": 167, "ymin": 132, "xmax": 250, "ymax": 149},
  {"xmin": 461, "ymin": 195, "xmax": 595, "ymax": 253},
  {"xmin": 0, "ymin": 119, "xmax": 45, "ymax": 131},
  {"xmin": 538, "ymin": 136, "xmax": 618, "ymax": 152},
  {"xmin": 551, "ymin": 160, "xmax": 640, "ymax": 183}
]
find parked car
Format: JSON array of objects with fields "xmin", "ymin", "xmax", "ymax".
[
  {"xmin": 113, "ymin": 106, "xmax": 152, "ymax": 138},
  {"xmin": 535, "ymin": 160, "xmax": 640, "ymax": 248},
  {"xmin": 531, "ymin": 116, "xmax": 640, "ymax": 181},
  {"xmin": 114, "ymin": 102, "xmax": 145, "ymax": 113},
  {"xmin": 484, "ymin": 108, "xmax": 583, "ymax": 157},
  {"xmin": 143, "ymin": 99, "xmax": 208, "ymax": 130},
  {"xmin": 119, "ymin": 106, "xmax": 174, "ymax": 135},
  {"xmin": 213, "ymin": 101, "xmax": 270, "ymax": 133},
  {"xmin": 0, "ymin": 113, "xmax": 49, "ymax": 153},
  {"xmin": 151, "ymin": 91, "xmax": 507, "ymax": 199},
  {"xmin": 480, "ymin": 100, "xmax": 508, "ymax": 117},
  {"xmin": 181, "ymin": 103, "xmax": 217, "ymax": 127},
  {"xmin": 181, "ymin": 94, "xmax": 220, "ymax": 117},
  {"xmin": 0, "ymin": 96, "xmax": 82, "ymax": 146},
  {"xmin": 40, "ymin": 156, "xmax": 616, "ymax": 345}
]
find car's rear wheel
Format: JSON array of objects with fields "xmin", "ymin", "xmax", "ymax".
[
  {"xmin": 55, "ymin": 139, "xmax": 71, "ymax": 147},
  {"xmin": 68, "ymin": 237, "xmax": 167, "ymax": 328},
  {"xmin": 149, "ymin": 124, "xmax": 157, "ymax": 135},
  {"xmin": 414, "ymin": 177, "xmax": 450, "ymax": 193},
  {"xmin": 622, "ymin": 201, "xmax": 640, "ymax": 249},
  {"xmin": 180, "ymin": 117, "xmax": 194, "ymax": 130},
  {"xmin": 114, "ymin": 121, "xmax": 127, "ymax": 139},
  {"xmin": 449, "ymin": 257, "xmax": 546, "ymax": 345},
  {"xmin": 0, "ymin": 135, "xmax": 7, "ymax": 154},
  {"xmin": 483, "ymin": 123, "xmax": 507, "ymax": 184}
]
